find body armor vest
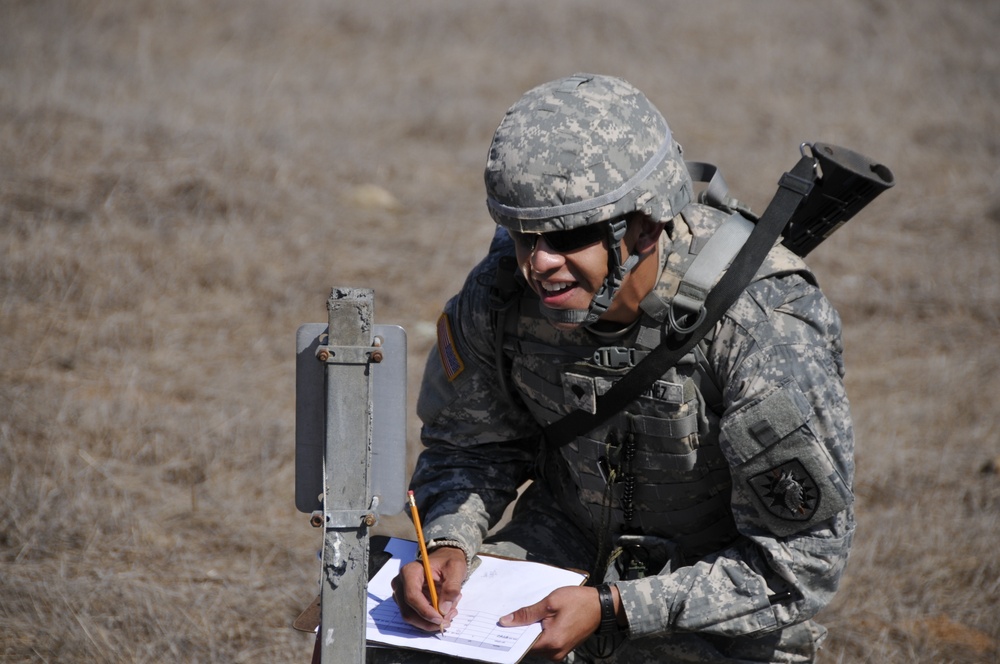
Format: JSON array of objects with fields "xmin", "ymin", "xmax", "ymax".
[{"xmin": 494, "ymin": 204, "xmax": 813, "ymax": 566}]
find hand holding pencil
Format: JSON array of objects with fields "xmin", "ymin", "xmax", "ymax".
[
  {"xmin": 393, "ymin": 491, "xmax": 466, "ymax": 633},
  {"xmin": 408, "ymin": 490, "xmax": 441, "ymax": 629}
]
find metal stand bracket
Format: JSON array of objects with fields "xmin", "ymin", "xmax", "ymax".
[{"xmin": 294, "ymin": 288, "xmax": 407, "ymax": 664}]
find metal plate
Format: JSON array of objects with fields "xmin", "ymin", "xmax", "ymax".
[{"xmin": 295, "ymin": 323, "xmax": 407, "ymax": 515}]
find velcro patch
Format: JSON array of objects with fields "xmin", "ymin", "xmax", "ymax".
[
  {"xmin": 722, "ymin": 381, "xmax": 853, "ymax": 536},
  {"xmin": 563, "ymin": 373, "xmax": 597, "ymax": 414},
  {"xmin": 436, "ymin": 313, "xmax": 465, "ymax": 382},
  {"xmin": 641, "ymin": 380, "xmax": 685, "ymax": 404}
]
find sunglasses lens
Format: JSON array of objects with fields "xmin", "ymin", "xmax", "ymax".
[
  {"xmin": 508, "ymin": 224, "xmax": 606, "ymax": 253},
  {"xmin": 544, "ymin": 225, "xmax": 606, "ymax": 252}
]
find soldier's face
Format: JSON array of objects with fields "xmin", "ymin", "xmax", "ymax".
[
  {"xmin": 514, "ymin": 233, "xmax": 607, "ymax": 329},
  {"xmin": 511, "ymin": 219, "xmax": 654, "ymax": 331}
]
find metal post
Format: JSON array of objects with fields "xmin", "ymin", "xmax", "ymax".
[{"xmin": 320, "ymin": 287, "xmax": 374, "ymax": 664}]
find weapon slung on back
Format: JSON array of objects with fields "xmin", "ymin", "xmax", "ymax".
[{"xmin": 781, "ymin": 142, "xmax": 895, "ymax": 257}]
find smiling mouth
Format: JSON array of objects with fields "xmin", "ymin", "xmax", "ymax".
[
  {"xmin": 536, "ymin": 280, "xmax": 580, "ymax": 307},
  {"xmin": 540, "ymin": 281, "xmax": 574, "ymax": 294}
]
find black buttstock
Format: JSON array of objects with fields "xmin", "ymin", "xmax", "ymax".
[{"xmin": 781, "ymin": 142, "xmax": 895, "ymax": 257}]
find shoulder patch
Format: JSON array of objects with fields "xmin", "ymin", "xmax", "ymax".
[
  {"xmin": 436, "ymin": 313, "xmax": 465, "ymax": 382},
  {"xmin": 721, "ymin": 381, "xmax": 853, "ymax": 536},
  {"xmin": 748, "ymin": 459, "xmax": 819, "ymax": 524}
]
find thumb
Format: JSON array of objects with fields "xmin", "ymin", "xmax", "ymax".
[
  {"xmin": 437, "ymin": 573, "xmax": 463, "ymax": 609},
  {"xmin": 435, "ymin": 553, "xmax": 467, "ymax": 620},
  {"xmin": 499, "ymin": 599, "xmax": 547, "ymax": 628}
]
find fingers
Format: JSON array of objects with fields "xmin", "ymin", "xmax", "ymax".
[
  {"xmin": 499, "ymin": 599, "xmax": 546, "ymax": 628},
  {"xmin": 392, "ymin": 561, "xmax": 444, "ymax": 631},
  {"xmin": 391, "ymin": 548, "xmax": 468, "ymax": 632},
  {"xmin": 499, "ymin": 598, "xmax": 574, "ymax": 661},
  {"xmin": 499, "ymin": 586, "xmax": 602, "ymax": 661}
]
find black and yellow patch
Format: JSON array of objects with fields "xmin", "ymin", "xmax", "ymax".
[{"xmin": 436, "ymin": 312, "xmax": 465, "ymax": 382}]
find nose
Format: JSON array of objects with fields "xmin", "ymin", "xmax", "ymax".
[{"xmin": 528, "ymin": 235, "xmax": 566, "ymax": 273}]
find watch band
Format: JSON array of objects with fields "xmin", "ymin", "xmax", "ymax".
[{"xmin": 595, "ymin": 583, "xmax": 618, "ymax": 634}]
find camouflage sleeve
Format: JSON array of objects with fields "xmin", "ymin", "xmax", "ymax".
[
  {"xmin": 616, "ymin": 273, "xmax": 856, "ymax": 638},
  {"xmin": 409, "ymin": 236, "xmax": 541, "ymax": 564}
]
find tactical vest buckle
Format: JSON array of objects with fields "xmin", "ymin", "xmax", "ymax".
[{"xmin": 594, "ymin": 347, "xmax": 635, "ymax": 368}]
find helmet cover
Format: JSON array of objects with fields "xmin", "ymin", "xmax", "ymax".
[{"xmin": 485, "ymin": 73, "xmax": 693, "ymax": 233}]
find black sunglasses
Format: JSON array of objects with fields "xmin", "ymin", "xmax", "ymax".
[{"xmin": 507, "ymin": 223, "xmax": 607, "ymax": 253}]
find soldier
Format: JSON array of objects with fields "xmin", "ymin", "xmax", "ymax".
[{"xmin": 385, "ymin": 73, "xmax": 855, "ymax": 663}]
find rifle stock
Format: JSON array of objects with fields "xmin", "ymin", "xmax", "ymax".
[{"xmin": 781, "ymin": 142, "xmax": 895, "ymax": 257}]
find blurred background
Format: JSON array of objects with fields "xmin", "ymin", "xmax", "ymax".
[{"xmin": 1, "ymin": 1, "xmax": 998, "ymax": 661}]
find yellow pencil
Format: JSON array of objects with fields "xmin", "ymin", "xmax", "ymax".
[{"xmin": 407, "ymin": 490, "xmax": 442, "ymax": 625}]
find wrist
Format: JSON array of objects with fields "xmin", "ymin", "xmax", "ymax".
[
  {"xmin": 595, "ymin": 584, "xmax": 620, "ymax": 634},
  {"xmin": 611, "ymin": 584, "xmax": 628, "ymax": 629},
  {"xmin": 425, "ymin": 538, "xmax": 473, "ymax": 565},
  {"xmin": 425, "ymin": 539, "xmax": 475, "ymax": 582}
]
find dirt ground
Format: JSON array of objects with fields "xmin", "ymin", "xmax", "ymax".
[{"xmin": 1, "ymin": 1, "xmax": 998, "ymax": 662}]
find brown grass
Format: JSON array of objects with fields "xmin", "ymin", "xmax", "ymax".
[{"xmin": 1, "ymin": 1, "xmax": 998, "ymax": 662}]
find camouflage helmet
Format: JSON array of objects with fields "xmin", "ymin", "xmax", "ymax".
[{"xmin": 485, "ymin": 73, "xmax": 693, "ymax": 233}]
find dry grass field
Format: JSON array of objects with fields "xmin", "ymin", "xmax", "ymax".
[{"xmin": 2, "ymin": 1, "xmax": 998, "ymax": 662}]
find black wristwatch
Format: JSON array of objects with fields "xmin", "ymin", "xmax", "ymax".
[{"xmin": 595, "ymin": 583, "xmax": 619, "ymax": 634}]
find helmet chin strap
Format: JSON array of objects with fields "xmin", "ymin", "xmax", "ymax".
[{"xmin": 538, "ymin": 217, "xmax": 640, "ymax": 328}]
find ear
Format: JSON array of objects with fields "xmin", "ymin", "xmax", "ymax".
[{"xmin": 631, "ymin": 215, "xmax": 666, "ymax": 256}]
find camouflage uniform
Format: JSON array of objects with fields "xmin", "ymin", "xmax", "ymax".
[{"xmin": 384, "ymin": 74, "xmax": 855, "ymax": 663}]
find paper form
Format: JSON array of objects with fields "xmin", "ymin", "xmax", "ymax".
[{"xmin": 366, "ymin": 538, "xmax": 587, "ymax": 664}]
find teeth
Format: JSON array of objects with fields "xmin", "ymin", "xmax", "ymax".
[{"xmin": 541, "ymin": 282, "xmax": 572, "ymax": 293}]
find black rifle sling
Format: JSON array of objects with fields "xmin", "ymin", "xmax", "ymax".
[{"xmin": 542, "ymin": 155, "xmax": 818, "ymax": 449}]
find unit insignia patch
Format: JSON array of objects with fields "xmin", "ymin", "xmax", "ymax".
[{"xmin": 748, "ymin": 459, "xmax": 819, "ymax": 522}]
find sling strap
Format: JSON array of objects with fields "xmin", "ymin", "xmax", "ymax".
[{"xmin": 542, "ymin": 155, "xmax": 818, "ymax": 448}]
